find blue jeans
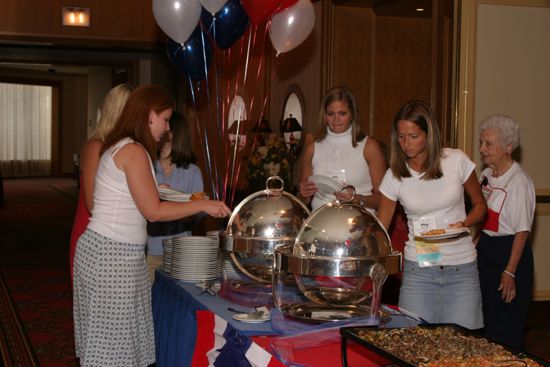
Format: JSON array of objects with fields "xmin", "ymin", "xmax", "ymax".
[{"xmin": 399, "ymin": 260, "xmax": 483, "ymax": 330}]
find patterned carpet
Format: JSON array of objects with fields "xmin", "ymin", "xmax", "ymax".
[
  {"xmin": 0, "ymin": 272, "xmax": 39, "ymax": 367},
  {"xmin": 0, "ymin": 177, "xmax": 78, "ymax": 366},
  {"xmin": 0, "ymin": 177, "xmax": 548, "ymax": 365}
]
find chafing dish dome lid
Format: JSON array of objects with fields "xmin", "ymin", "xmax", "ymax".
[
  {"xmin": 224, "ymin": 176, "xmax": 310, "ymax": 241},
  {"xmin": 293, "ymin": 201, "xmax": 393, "ymax": 258}
]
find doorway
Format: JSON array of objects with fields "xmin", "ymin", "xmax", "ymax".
[{"xmin": 0, "ymin": 81, "xmax": 58, "ymax": 177}]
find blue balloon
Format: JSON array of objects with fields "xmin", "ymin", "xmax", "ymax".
[
  {"xmin": 166, "ymin": 27, "xmax": 213, "ymax": 81},
  {"xmin": 201, "ymin": 0, "xmax": 249, "ymax": 50}
]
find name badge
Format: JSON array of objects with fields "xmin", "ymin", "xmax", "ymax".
[
  {"xmin": 412, "ymin": 216, "xmax": 437, "ymax": 237},
  {"xmin": 415, "ymin": 240, "xmax": 442, "ymax": 267},
  {"xmin": 327, "ymin": 169, "xmax": 346, "ymax": 186}
]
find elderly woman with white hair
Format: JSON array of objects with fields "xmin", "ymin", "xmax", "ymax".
[{"xmin": 477, "ymin": 114, "xmax": 535, "ymax": 349}]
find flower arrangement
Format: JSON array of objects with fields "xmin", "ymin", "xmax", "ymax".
[{"xmin": 247, "ymin": 132, "xmax": 290, "ymax": 192}]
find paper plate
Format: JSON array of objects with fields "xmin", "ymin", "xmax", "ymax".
[
  {"xmin": 158, "ymin": 188, "xmax": 191, "ymax": 202},
  {"xmin": 309, "ymin": 175, "xmax": 342, "ymax": 202},
  {"xmin": 158, "ymin": 187, "xmax": 183, "ymax": 195},
  {"xmin": 416, "ymin": 227, "xmax": 470, "ymax": 241},
  {"xmin": 232, "ymin": 313, "xmax": 270, "ymax": 323}
]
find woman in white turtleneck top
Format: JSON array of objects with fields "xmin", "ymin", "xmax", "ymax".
[{"xmin": 298, "ymin": 86, "xmax": 387, "ymax": 211}]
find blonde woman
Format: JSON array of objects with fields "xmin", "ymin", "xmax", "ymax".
[
  {"xmin": 69, "ymin": 83, "xmax": 134, "ymax": 283},
  {"xmin": 298, "ymin": 86, "xmax": 387, "ymax": 211}
]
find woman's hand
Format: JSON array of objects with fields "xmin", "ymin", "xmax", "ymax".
[
  {"xmin": 202, "ymin": 200, "xmax": 232, "ymax": 218},
  {"xmin": 334, "ymin": 187, "xmax": 354, "ymax": 202},
  {"xmin": 498, "ymin": 231, "xmax": 529, "ymax": 304},
  {"xmin": 158, "ymin": 183, "xmax": 170, "ymax": 189},
  {"xmin": 449, "ymin": 221, "xmax": 467, "ymax": 229},
  {"xmin": 499, "ymin": 272, "xmax": 516, "ymax": 303},
  {"xmin": 299, "ymin": 180, "xmax": 318, "ymax": 200}
]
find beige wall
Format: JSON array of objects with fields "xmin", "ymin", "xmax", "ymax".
[{"xmin": 459, "ymin": 0, "xmax": 550, "ymax": 299}]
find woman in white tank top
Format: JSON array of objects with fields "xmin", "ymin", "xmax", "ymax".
[
  {"xmin": 298, "ymin": 86, "xmax": 387, "ymax": 211},
  {"xmin": 73, "ymin": 85, "xmax": 231, "ymax": 367}
]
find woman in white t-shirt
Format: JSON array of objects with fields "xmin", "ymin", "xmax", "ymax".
[
  {"xmin": 376, "ymin": 100, "xmax": 487, "ymax": 330},
  {"xmin": 477, "ymin": 114, "xmax": 535, "ymax": 348},
  {"xmin": 73, "ymin": 85, "xmax": 231, "ymax": 367},
  {"xmin": 298, "ymin": 86, "xmax": 387, "ymax": 212}
]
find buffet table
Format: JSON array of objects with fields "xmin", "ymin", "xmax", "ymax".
[{"xmin": 152, "ymin": 270, "xmax": 418, "ymax": 367}]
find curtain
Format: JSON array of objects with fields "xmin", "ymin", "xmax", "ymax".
[{"xmin": 0, "ymin": 82, "xmax": 52, "ymax": 177}]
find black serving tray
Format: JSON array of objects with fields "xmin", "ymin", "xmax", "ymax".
[{"xmin": 340, "ymin": 323, "xmax": 549, "ymax": 367}]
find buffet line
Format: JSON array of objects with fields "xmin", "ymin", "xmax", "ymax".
[{"xmin": 158, "ymin": 176, "xmax": 546, "ymax": 367}]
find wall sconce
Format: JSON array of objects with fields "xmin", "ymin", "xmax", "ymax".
[{"xmin": 62, "ymin": 7, "xmax": 90, "ymax": 27}]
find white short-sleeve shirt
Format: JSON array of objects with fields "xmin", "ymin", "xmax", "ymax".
[
  {"xmin": 379, "ymin": 148, "xmax": 477, "ymax": 265},
  {"xmin": 480, "ymin": 162, "xmax": 535, "ymax": 236}
]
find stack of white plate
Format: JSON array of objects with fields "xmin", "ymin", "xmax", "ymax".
[
  {"xmin": 158, "ymin": 187, "xmax": 191, "ymax": 202},
  {"xmin": 206, "ymin": 230, "xmax": 221, "ymax": 241},
  {"xmin": 162, "ymin": 238, "xmax": 173, "ymax": 274},
  {"xmin": 170, "ymin": 236, "xmax": 219, "ymax": 281},
  {"xmin": 205, "ymin": 230, "xmax": 220, "ymax": 273},
  {"xmin": 209, "ymin": 228, "xmax": 246, "ymax": 280}
]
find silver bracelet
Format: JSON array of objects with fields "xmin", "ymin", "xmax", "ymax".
[{"xmin": 503, "ymin": 270, "xmax": 516, "ymax": 279}]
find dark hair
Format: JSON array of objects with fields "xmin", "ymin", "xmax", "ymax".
[
  {"xmin": 315, "ymin": 86, "xmax": 365, "ymax": 147},
  {"xmin": 102, "ymin": 84, "xmax": 175, "ymax": 160},
  {"xmin": 168, "ymin": 112, "xmax": 196, "ymax": 168},
  {"xmin": 389, "ymin": 100, "xmax": 442, "ymax": 180}
]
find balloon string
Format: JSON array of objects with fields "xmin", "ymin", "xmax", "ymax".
[
  {"xmin": 233, "ymin": 25, "xmax": 276, "ymax": 198},
  {"xmin": 230, "ymin": 23, "xmax": 264, "ymax": 202},
  {"xmin": 243, "ymin": 25, "xmax": 252, "ymax": 85},
  {"xmin": 198, "ymin": 25, "xmax": 220, "ymax": 201},
  {"xmin": 256, "ymin": 23, "xmax": 270, "ymax": 85},
  {"xmin": 211, "ymin": 24, "xmax": 224, "ymax": 201},
  {"xmin": 245, "ymin": 22, "xmax": 268, "ymax": 127},
  {"xmin": 222, "ymin": 50, "xmax": 233, "ymax": 203},
  {"xmin": 228, "ymin": 118, "xmax": 243, "ymax": 208},
  {"xmin": 242, "ymin": 34, "xmax": 279, "ymax": 179},
  {"xmin": 229, "ymin": 25, "xmax": 259, "ymax": 207},
  {"xmin": 209, "ymin": 21, "xmax": 223, "ymax": 200},
  {"xmin": 187, "ymin": 78, "xmax": 218, "ymax": 200},
  {"xmin": 229, "ymin": 22, "xmax": 274, "ymax": 207},
  {"xmin": 226, "ymin": 35, "xmax": 249, "ymax": 208},
  {"xmin": 200, "ymin": 17, "xmax": 224, "ymax": 201},
  {"xmin": 259, "ymin": 23, "xmax": 272, "ymax": 126}
]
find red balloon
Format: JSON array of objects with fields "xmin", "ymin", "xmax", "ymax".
[{"xmin": 241, "ymin": 0, "xmax": 299, "ymax": 24}]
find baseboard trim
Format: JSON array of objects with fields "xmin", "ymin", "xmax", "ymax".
[{"xmin": 533, "ymin": 290, "xmax": 550, "ymax": 301}]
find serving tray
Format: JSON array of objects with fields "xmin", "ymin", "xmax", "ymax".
[{"xmin": 340, "ymin": 323, "xmax": 548, "ymax": 367}]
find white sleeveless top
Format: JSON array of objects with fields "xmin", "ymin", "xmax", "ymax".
[
  {"xmin": 311, "ymin": 126, "xmax": 373, "ymax": 210},
  {"xmin": 88, "ymin": 138, "xmax": 156, "ymax": 244}
]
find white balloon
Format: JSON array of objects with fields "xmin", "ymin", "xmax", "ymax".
[
  {"xmin": 153, "ymin": 0, "xmax": 202, "ymax": 44},
  {"xmin": 198, "ymin": 0, "xmax": 227, "ymax": 14},
  {"xmin": 269, "ymin": 0, "xmax": 315, "ymax": 55}
]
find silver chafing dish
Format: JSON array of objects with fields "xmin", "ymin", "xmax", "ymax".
[
  {"xmin": 220, "ymin": 176, "xmax": 311, "ymax": 284},
  {"xmin": 273, "ymin": 188, "xmax": 402, "ymax": 323}
]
